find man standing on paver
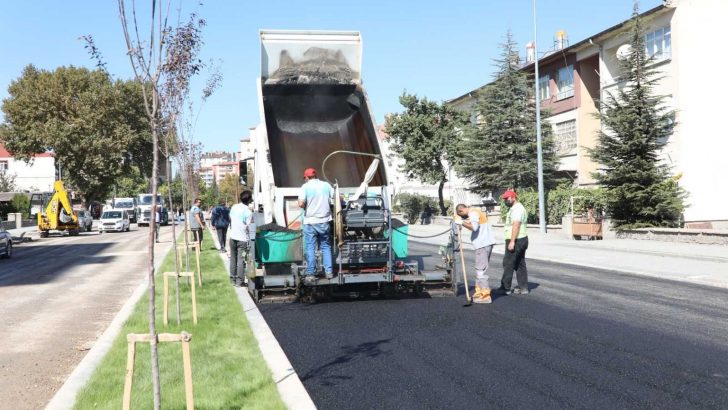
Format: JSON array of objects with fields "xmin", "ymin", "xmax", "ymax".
[
  {"xmin": 298, "ymin": 167, "xmax": 334, "ymax": 284},
  {"xmin": 189, "ymin": 198, "xmax": 205, "ymax": 246},
  {"xmin": 211, "ymin": 198, "xmax": 231, "ymax": 253},
  {"xmin": 455, "ymin": 204, "xmax": 496, "ymax": 304},
  {"xmin": 498, "ymin": 189, "xmax": 529, "ymax": 295},
  {"xmin": 229, "ymin": 190, "xmax": 253, "ymax": 286}
]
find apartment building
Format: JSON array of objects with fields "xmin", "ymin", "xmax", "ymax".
[{"xmin": 448, "ymin": 0, "xmax": 728, "ymax": 227}]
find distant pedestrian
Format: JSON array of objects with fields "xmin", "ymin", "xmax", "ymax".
[
  {"xmin": 455, "ymin": 204, "xmax": 496, "ymax": 304},
  {"xmin": 229, "ymin": 190, "xmax": 254, "ymax": 286},
  {"xmin": 211, "ymin": 198, "xmax": 231, "ymax": 253},
  {"xmin": 154, "ymin": 205, "xmax": 161, "ymax": 243},
  {"xmin": 189, "ymin": 198, "xmax": 205, "ymax": 246},
  {"xmin": 497, "ymin": 190, "xmax": 529, "ymax": 295}
]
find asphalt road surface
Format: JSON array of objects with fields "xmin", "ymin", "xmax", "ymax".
[
  {"xmin": 260, "ymin": 241, "xmax": 728, "ymax": 410},
  {"xmin": 0, "ymin": 224, "xmax": 170, "ymax": 410}
]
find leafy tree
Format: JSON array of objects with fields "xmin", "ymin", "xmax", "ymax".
[
  {"xmin": 218, "ymin": 173, "xmax": 245, "ymax": 205},
  {"xmin": 456, "ymin": 31, "xmax": 560, "ymax": 193},
  {"xmin": 0, "ymin": 170, "xmax": 16, "ymax": 192},
  {"xmin": 159, "ymin": 173, "xmax": 184, "ymax": 209},
  {"xmin": 11, "ymin": 193, "xmax": 31, "ymax": 218},
  {"xmin": 587, "ymin": 7, "xmax": 685, "ymax": 229},
  {"xmin": 0, "ymin": 65, "xmax": 152, "ymax": 206},
  {"xmin": 384, "ymin": 93, "xmax": 468, "ymax": 215},
  {"xmin": 114, "ymin": 165, "xmax": 149, "ymax": 197}
]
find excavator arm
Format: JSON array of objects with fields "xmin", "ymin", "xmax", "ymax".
[{"xmin": 38, "ymin": 180, "xmax": 79, "ymax": 235}]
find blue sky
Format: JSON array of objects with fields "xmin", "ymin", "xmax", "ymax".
[{"xmin": 0, "ymin": 0, "xmax": 661, "ymax": 153}]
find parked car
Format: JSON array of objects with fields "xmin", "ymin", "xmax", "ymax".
[
  {"xmin": 0, "ymin": 227, "xmax": 12, "ymax": 259},
  {"xmin": 98, "ymin": 209, "xmax": 131, "ymax": 233},
  {"xmin": 76, "ymin": 210, "xmax": 94, "ymax": 232}
]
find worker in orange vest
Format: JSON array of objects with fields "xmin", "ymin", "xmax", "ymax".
[{"xmin": 454, "ymin": 204, "xmax": 496, "ymax": 304}]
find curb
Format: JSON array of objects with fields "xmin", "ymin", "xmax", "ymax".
[
  {"xmin": 209, "ymin": 227, "xmax": 316, "ymax": 410},
  {"xmin": 407, "ymin": 236, "xmax": 728, "ymax": 290},
  {"xmin": 45, "ymin": 233, "xmax": 175, "ymax": 409}
]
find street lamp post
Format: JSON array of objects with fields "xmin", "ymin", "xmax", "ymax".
[{"xmin": 533, "ymin": 0, "xmax": 547, "ymax": 233}]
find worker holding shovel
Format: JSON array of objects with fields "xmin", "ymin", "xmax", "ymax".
[{"xmin": 454, "ymin": 204, "xmax": 496, "ymax": 304}]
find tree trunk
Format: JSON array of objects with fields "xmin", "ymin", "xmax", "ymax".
[
  {"xmin": 438, "ymin": 179, "xmax": 447, "ymax": 216},
  {"xmin": 166, "ymin": 157, "xmax": 181, "ymax": 325},
  {"xmin": 148, "ymin": 118, "xmax": 161, "ymax": 409}
]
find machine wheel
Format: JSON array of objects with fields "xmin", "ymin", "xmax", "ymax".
[{"xmin": 40, "ymin": 231, "xmax": 49, "ymax": 238}]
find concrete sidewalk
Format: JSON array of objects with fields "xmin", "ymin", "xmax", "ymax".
[
  {"xmin": 406, "ymin": 223, "xmax": 728, "ymax": 289},
  {"xmin": 6, "ymin": 226, "xmax": 39, "ymax": 242}
]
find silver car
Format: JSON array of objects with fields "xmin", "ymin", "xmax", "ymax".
[
  {"xmin": 76, "ymin": 210, "xmax": 94, "ymax": 232},
  {"xmin": 0, "ymin": 227, "xmax": 12, "ymax": 259}
]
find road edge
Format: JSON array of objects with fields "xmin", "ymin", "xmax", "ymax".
[
  {"xmin": 45, "ymin": 236, "xmax": 175, "ymax": 410},
  {"xmin": 210, "ymin": 227, "xmax": 316, "ymax": 410}
]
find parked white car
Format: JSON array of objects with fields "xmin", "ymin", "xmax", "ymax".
[
  {"xmin": 76, "ymin": 210, "xmax": 94, "ymax": 232},
  {"xmin": 99, "ymin": 209, "xmax": 130, "ymax": 233}
]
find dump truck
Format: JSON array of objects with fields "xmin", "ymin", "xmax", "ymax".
[{"xmin": 241, "ymin": 30, "xmax": 453, "ymax": 302}]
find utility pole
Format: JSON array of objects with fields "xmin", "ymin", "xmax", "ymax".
[{"xmin": 533, "ymin": 0, "xmax": 547, "ymax": 233}]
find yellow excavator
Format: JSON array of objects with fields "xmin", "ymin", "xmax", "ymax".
[{"xmin": 37, "ymin": 180, "xmax": 80, "ymax": 238}]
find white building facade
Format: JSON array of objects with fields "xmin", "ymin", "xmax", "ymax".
[{"xmin": 0, "ymin": 143, "xmax": 55, "ymax": 192}]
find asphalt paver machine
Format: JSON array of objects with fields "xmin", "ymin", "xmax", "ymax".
[{"xmin": 243, "ymin": 30, "xmax": 453, "ymax": 302}]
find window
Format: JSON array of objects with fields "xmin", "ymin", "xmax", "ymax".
[
  {"xmin": 556, "ymin": 65, "xmax": 574, "ymax": 100},
  {"xmin": 554, "ymin": 120, "xmax": 577, "ymax": 155},
  {"xmin": 538, "ymin": 75, "xmax": 550, "ymax": 101},
  {"xmin": 645, "ymin": 26, "xmax": 671, "ymax": 61},
  {"xmin": 0, "ymin": 160, "xmax": 7, "ymax": 171}
]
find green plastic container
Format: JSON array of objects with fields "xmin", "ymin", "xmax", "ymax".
[
  {"xmin": 255, "ymin": 231, "xmax": 303, "ymax": 263},
  {"xmin": 389, "ymin": 224, "xmax": 409, "ymax": 259}
]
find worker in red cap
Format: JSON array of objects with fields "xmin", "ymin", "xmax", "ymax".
[
  {"xmin": 498, "ymin": 189, "xmax": 529, "ymax": 295},
  {"xmin": 298, "ymin": 167, "xmax": 334, "ymax": 284}
]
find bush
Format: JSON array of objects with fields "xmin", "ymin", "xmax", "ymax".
[
  {"xmin": 499, "ymin": 185, "xmax": 608, "ymax": 225},
  {"xmin": 393, "ymin": 192, "xmax": 438, "ymax": 224},
  {"xmin": 12, "ymin": 193, "xmax": 31, "ymax": 219}
]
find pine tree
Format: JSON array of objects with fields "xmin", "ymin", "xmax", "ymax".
[
  {"xmin": 457, "ymin": 31, "xmax": 560, "ymax": 194},
  {"xmin": 587, "ymin": 6, "xmax": 685, "ymax": 228}
]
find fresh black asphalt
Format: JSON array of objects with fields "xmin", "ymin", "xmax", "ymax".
[{"xmin": 259, "ymin": 241, "xmax": 728, "ymax": 409}]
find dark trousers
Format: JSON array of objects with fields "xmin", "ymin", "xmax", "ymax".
[
  {"xmin": 229, "ymin": 238, "xmax": 249, "ymax": 279},
  {"xmin": 501, "ymin": 236, "xmax": 529, "ymax": 290},
  {"xmin": 191, "ymin": 228, "xmax": 203, "ymax": 246},
  {"xmin": 216, "ymin": 227, "xmax": 228, "ymax": 250}
]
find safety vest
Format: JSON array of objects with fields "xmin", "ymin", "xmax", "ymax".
[
  {"xmin": 504, "ymin": 202, "xmax": 528, "ymax": 239},
  {"xmin": 471, "ymin": 208, "xmax": 488, "ymax": 225}
]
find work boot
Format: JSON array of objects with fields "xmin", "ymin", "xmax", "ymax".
[{"xmin": 473, "ymin": 285, "xmax": 492, "ymax": 304}]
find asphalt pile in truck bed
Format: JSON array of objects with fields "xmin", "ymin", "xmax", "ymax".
[{"xmin": 269, "ymin": 47, "xmax": 357, "ymax": 85}]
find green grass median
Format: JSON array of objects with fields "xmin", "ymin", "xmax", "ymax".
[{"xmin": 74, "ymin": 234, "xmax": 285, "ymax": 409}]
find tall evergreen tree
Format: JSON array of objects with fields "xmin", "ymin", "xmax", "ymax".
[
  {"xmin": 457, "ymin": 31, "xmax": 560, "ymax": 194},
  {"xmin": 384, "ymin": 93, "xmax": 468, "ymax": 215},
  {"xmin": 588, "ymin": 6, "xmax": 685, "ymax": 228}
]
